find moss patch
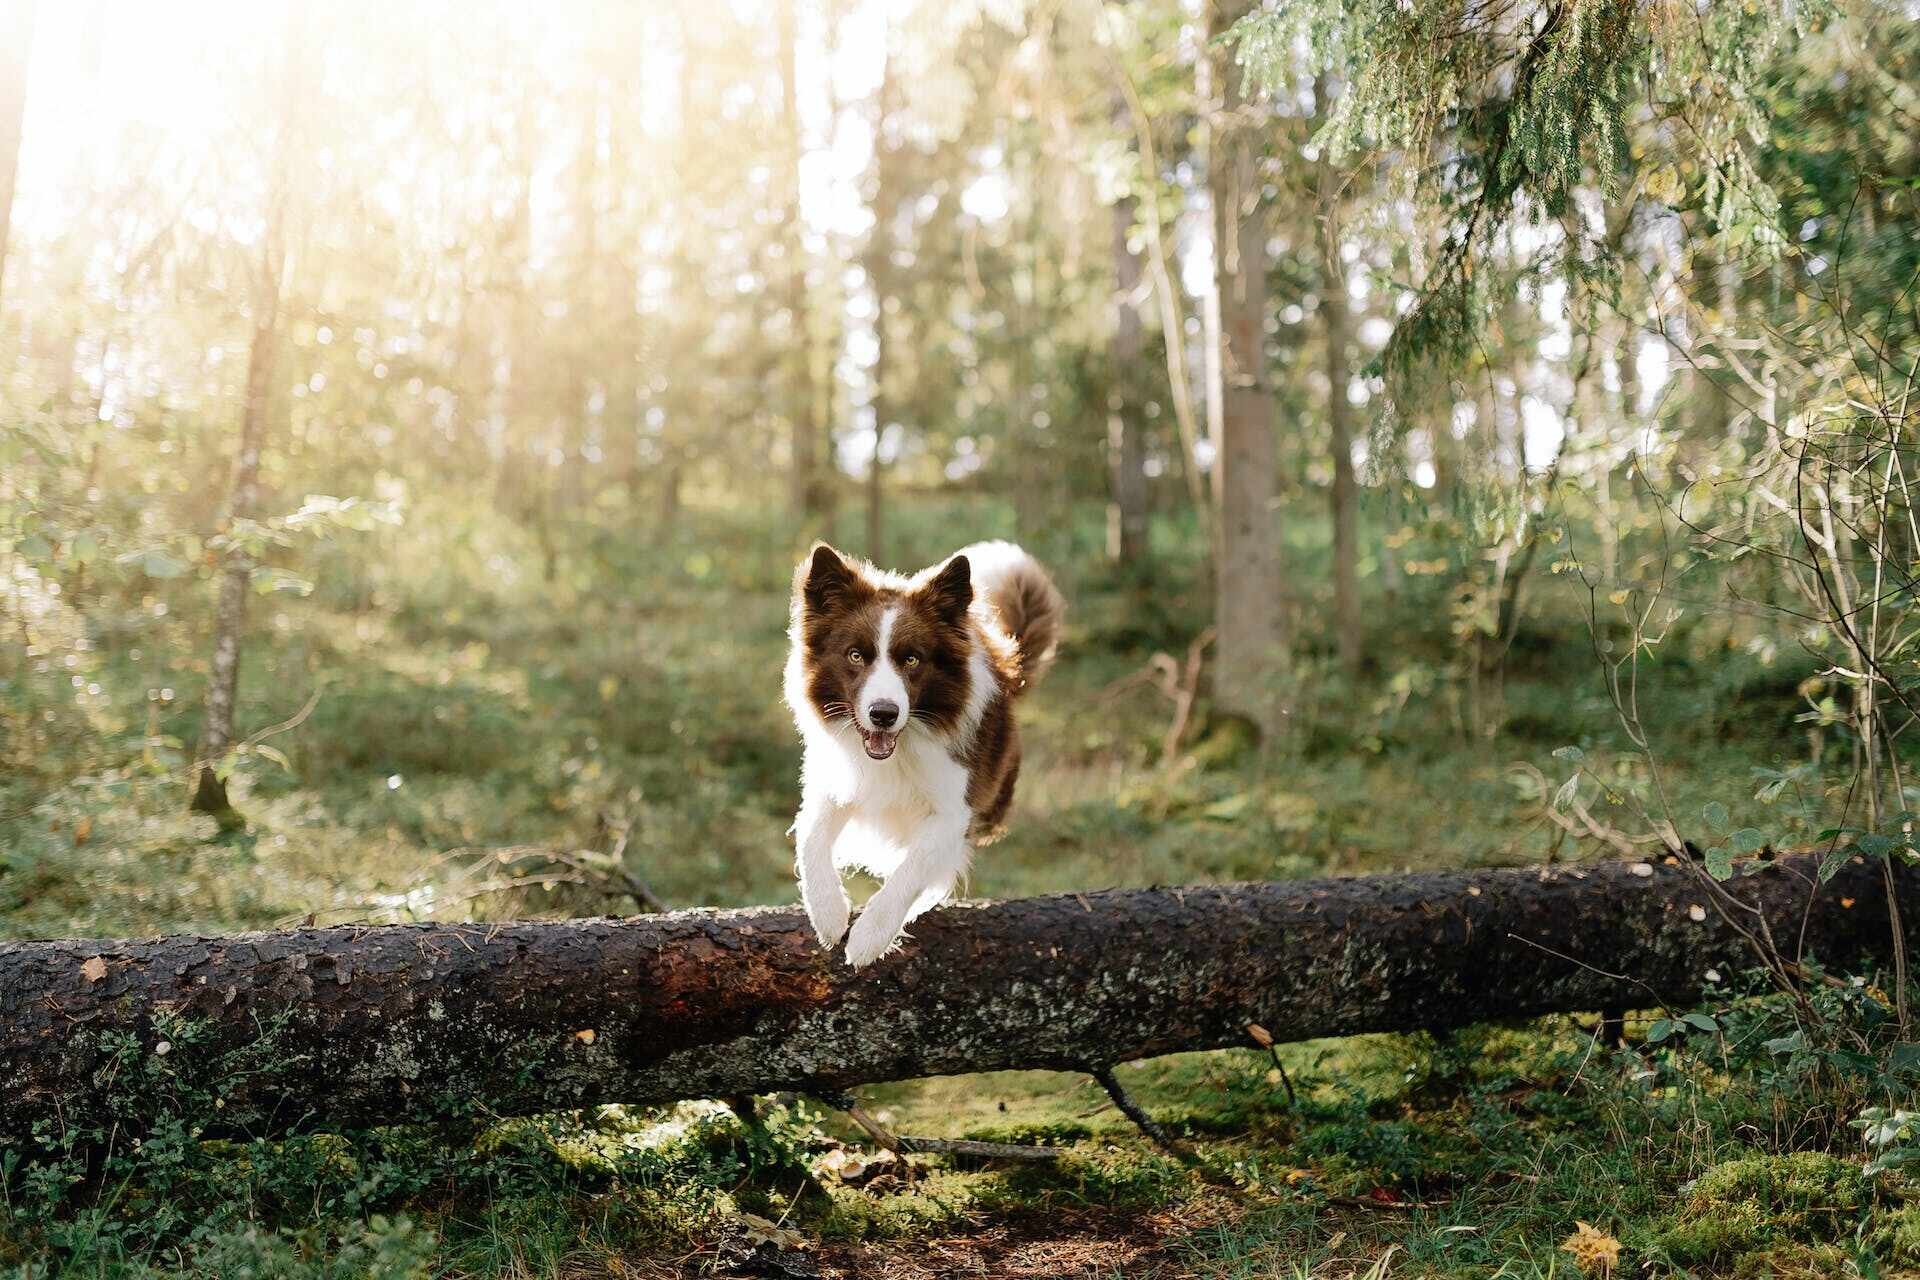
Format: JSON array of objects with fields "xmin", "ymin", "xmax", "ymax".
[{"xmin": 1652, "ymin": 1151, "xmax": 1867, "ymax": 1264}]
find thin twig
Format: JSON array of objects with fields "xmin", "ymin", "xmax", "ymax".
[{"xmin": 1088, "ymin": 1065, "xmax": 1198, "ymax": 1165}]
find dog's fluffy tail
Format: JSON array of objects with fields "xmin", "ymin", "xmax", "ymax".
[{"xmin": 957, "ymin": 541, "xmax": 1064, "ymax": 694}]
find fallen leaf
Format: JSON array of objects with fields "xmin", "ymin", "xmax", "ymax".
[
  {"xmin": 80, "ymin": 956, "xmax": 108, "ymax": 983},
  {"xmin": 738, "ymin": 1212, "xmax": 806, "ymax": 1251},
  {"xmin": 1245, "ymin": 1022, "xmax": 1274, "ymax": 1048},
  {"xmin": 1688, "ymin": 904, "xmax": 1707, "ymax": 922},
  {"xmin": 72, "ymin": 815, "xmax": 93, "ymax": 845},
  {"xmin": 1842, "ymin": 897, "xmax": 1856, "ymax": 908},
  {"xmin": 1562, "ymin": 1221, "xmax": 1621, "ymax": 1276},
  {"xmin": 573, "ymin": 1028, "xmax": 596, "ymax": 1045}
]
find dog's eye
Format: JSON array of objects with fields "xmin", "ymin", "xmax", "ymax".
[
  {"xmin": 847, "ymin": 649, "xmax": 865, "ymax": 665},
  {"xmin": 903, "ymin": 654, "xmax": 920, "ymax": 668}
]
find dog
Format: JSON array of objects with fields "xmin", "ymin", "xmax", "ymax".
[{"xmin": 784, "ymin": 540, "xmax": 1064, "ymax": 967}]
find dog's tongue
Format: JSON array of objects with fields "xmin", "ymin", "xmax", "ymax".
[{"xmin": 861, "ymin": 729, "xmax": 899, "ymax": 760}]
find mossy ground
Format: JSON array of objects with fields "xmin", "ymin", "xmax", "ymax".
[{"xmin": 2, "ymin": 500, "xmax": 1905, "ymax": 1276}]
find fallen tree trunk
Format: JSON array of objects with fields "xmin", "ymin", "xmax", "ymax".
[{"xmin": 0, "ymin": 852, "xmax": 1908, "ymax": 1142}]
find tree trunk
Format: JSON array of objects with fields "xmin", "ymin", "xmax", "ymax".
[
  {"xmin": 1320, "ymin": 193, "xmax": 1359, "ymax": 675},
  {"xmin": 0, "ymin": 1, "xmax": 36, "ymax": 312},
  {"xmin": 781, "ymin": 1, "xmax": 820, "ymax": 522},
  {"xmin": 863, "ymin": 39, "xmax": 898, "ymax": 565},
  {"xmin": 188, "ymin": 308, "xmax": 275, "ymax": 818},
  {"xmin": 1106, "ymin": 141, "xmax": 1149, "ymax": 567},
  {"xmin": 1206, "ymin": 0, "xmax": 1286, "ymax": 735},
  {"xmin": 0, "ymin": 852, "xmax": 1903, "ymax": 1142},
  {"xmin": 191, "ymin": 20, "xmax": 298, "ymax": 818}
]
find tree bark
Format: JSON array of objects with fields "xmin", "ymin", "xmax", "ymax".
[
  {"xmin": 188, "ymin": 305, "xmax": 275, "ymax": 818},
  {"xmin": 1320, "ymin": 202, "xmax": 1359, "ymax": 675},
  {"xmin": 863, "ymin": 38, "xmax": 900, "ymax": 565},
  {"xmin": 1206, "ymin": 0, "xmax": 1286, "ymax": 735},
  {"xmin": 191, "ymin": 19, "xmax": 299, "ymax": 818},
  {"xmin": 1, "ymin": 852, "xmax": 1901, "ymax": 1143},
  {"xmin": 0, "ymin": 0, "xmax": 33, "ymax": 313},
  {"xmin": 780, "ymin": 1, "xmax": 819, "ymax": 522},
  {"xmin": 1315, "ymin": 72, "xmax": 1360, "ymax": 674},
  {"xmin": 1106, "ymin": 142, "xmax": 1149, "ymax": 567}
]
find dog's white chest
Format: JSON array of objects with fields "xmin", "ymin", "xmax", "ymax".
[{"xmin": 808, "ymin": 732, "xmax": 964, "ymax": 814}]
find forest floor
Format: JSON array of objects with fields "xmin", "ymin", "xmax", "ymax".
[{"xmin": 3, "ymin": 499, "xmax": 1909, "ymax": 1277}]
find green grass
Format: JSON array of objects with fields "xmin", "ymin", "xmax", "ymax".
[{"xmin": 2, "ymin": 495, "xmax": 1909, "ymax": 1276}]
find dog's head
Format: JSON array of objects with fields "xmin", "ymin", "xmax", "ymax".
[{"xmin": 793, "ymin": 543, "xmax": 974, "ymax": 760}]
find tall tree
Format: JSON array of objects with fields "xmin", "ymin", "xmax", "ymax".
[
  {"xmin": 1106, "ymin": 91, "xmax": 1149, "ymax": 568},
  {"xmin": 190, "ymin": 15, "xmax": 303, "ymax": 819},
  {"xmin": 0, "ymin": 0, "xmax": 35, "ymax": 311},
  {"xmin": 1316, "ymin": 76, "xmax": 1360, "ymax": 674},
  {"xmin": 780, "ymin": 0, "xmax": 821, "ymax": 522},
  {"xmin": 1207, "ymin": 0, "xmax": 1286, "ymax": 736},
  {"xmin": 863, "ymin": 35, "xmax": 902, "ymax": 563}
]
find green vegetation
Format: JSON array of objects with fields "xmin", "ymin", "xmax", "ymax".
[
  {"xmin": 5, "ymin": 0, "xmax": 1920, "ymax": 1273},
  {"xmin": 5, "ymin": 503, "xmax": 1918, "ymax": 1276}
]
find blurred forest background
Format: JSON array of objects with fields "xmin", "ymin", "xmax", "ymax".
[
  {"xmin": 5, "ymin": 0, "xmax": 1914, "ymax": 937},
  {"xmin": 3, "ymin": 0, "xmax": 1920, "ymax": 1273}
]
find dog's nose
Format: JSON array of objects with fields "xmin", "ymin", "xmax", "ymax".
[{"xmin": 868, "ymin": 700, "xmax": 900, "ymax": 729}]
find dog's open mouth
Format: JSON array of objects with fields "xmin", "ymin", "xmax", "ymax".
[{"xmin": 860, "ymin": 729, "xmax": 899, "ymax": 760}]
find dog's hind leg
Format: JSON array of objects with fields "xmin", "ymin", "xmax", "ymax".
[
  {"xmin": 841, "ymin": 815, "xmax": 969, "ymax": 968},
  {"xmin": 793, "ymin": 796, "xmax": 853, "ymax": 949}
]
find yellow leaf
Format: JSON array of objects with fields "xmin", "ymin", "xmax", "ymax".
[
  {"xmin": 573, "ymin": 1028, "xmax": 596, "ymax": 1045},
  {"xmin": 1562, "ymin": 1221, "xmax": 1621, "ymax": 1276}
]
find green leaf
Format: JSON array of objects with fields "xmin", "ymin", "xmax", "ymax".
[
  {"xmin": 1819, "ymin": 847, "xmax": 1853, "ymax": 882},
  {"xmin": 120, "ymin": 547, "xmax": 189, "ymax": 579},
  {"xmin": 1646, "ymin": 1018, "xmax": 1676, "ymax": 1044},
  {"xmin": 1705, "ymin": 845, "xmax": 1734, "ymax": 881},
  {"xmin": 1702, "ymin": 801, "xmax": 1729, "ymax": 832},
  {"xmin": 1857, "ymin": 833, "xmax": 1898, "ymax": 859},
  {"xmin": 249, "ymin": 567, "xmax": 314, "ymax": 597},
  {"xmin": 1552, "ymin": 746, "xmax": 1586, "ymax": 765},
  {"xmin": 1200, "ymin": 793, "xmax": 1253, "ymax": 820},
  {"xmin": 1552, "ymin": 774, "xmax": 1579, "ymax": 812},
  {"xmin": 1730, "ymin": 828, "xmax": 1766, "ymax": 854},
  {"xmin": 1682, "ymin": 1013, "xmax": 1719, "ymax": 1033}
]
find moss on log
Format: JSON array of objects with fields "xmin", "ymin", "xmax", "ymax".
[{"xmin": 0, "ymin": 853, "xmax": 1906, "ymax": 1141}]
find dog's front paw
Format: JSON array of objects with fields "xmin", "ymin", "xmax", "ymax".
[
  {"xmin": 841, "ymin": 912, "xmax": 905, "ymax": 969},
  {"xmin": 806, "ymin": 893, "xmax": 852, "ymax": 951}
]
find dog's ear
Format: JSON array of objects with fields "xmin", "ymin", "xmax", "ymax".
[
  {"xmin": 798, "ymin": 543, "xmax": 865, "ymax": 614},
  {"xmin": 921, "ymin": 554, "xmax": 972, "ymax": 623}
]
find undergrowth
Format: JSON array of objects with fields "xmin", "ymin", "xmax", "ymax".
[{"xmin": 4, "ymin": 501, "xmax": 1912, "ymax": 1276}]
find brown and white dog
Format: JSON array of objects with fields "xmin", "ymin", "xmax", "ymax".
[{"xmin": 784, "ymin": 540, "xmax": 1063, "ymax": 967}]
